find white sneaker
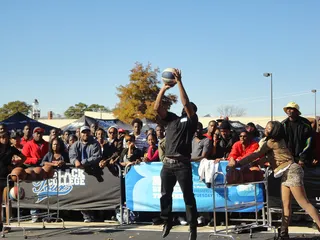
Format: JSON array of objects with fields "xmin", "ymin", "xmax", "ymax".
[
  {"xmin": 84, "ymin": 219, "xmax": 92, "ymax": 223},
  {"xmin": 197, "ymin": 216, "xmax": 205, "ymax": 225},
  {"xmin": 178, "ymin": 217, "xmax": 187, "ymax": 226}
]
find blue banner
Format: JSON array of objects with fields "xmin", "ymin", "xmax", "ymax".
[{"xmin": 125, "ymin": 161, "xmax": 264, "ymax": 212}]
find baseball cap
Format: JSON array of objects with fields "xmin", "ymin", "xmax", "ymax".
[
  {"xmin": 80, "ymin": 126, "xmax": 90, "ymax": 133},
  {"xmin": 118, "ymin": 128, "xmax": 125, "ymax": 133},
  {"xmin": 33, "ymin": 127, "xmax": 45, "ymax": 134}
]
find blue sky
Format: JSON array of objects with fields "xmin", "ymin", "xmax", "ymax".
[{"xmin": 1, "ymin": 0, "xmax": 319, "ymax": 118}]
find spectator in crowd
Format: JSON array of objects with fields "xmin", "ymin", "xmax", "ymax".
[
  {"xmin": 307, "ymin": 118, "xmax": 320, "ymax": 167},
  {"xmin": 22, "ymin": 127, "xmax": 49, "ymax": 166},
  {"xmin": 48, "ymin": 128, "xmax": 66, "ymax": 153},
  {"xmin": 142, "ymin": 132, "xmax": 159, "ymax": 162},
  {"xmin": 69, "ymin": 126, "xmax": 101, "ymax": 169},
  {"xmin": 282, "ymin": 102, "xmax": 313, "ymax": 167},
  {"xmin": 191, "ymin": 122, "xmax": 212, "ymax": 162},
  {"xmin": 62, "ymin": 130, "xmax": 71, "ymax": 150},
  {"xmin": 42, "ymin": 138, "xmax": 68, "ymax": 168},
  {"xmin": 10, "ymin": 131, "xmax": 23, "ymax": 152},
  {"xmin": 90, "ymin": 123, "xmax": 98, "ymax": 138},
  {"xmin": 154, "ymin": 68, "xmax": 198, "ymax": 240},
  {"xmin": 156, "ymin": 125, "xmax": 166, "ymax": 162},
  {"xmin": 155, "ymin": 125, "xmax": 165, "ymax": 141},
  {"xmin": 146, "ymin": 128, "xmax": 155, "ymax": 136},
  {"xmin": 68, "ymin": 134, "xmax": 77, "ymax": 149},
  {"xmin": 21, "ymin": 124, "xmax": 32, "ymax": 146},
  {"xmin": 95, "ymin": 128, "xmax": 107, "ymax": 152},
  {"xmin": 0, "ymin": 124, "xmax": 6, "ymax": 133},
  {"xmin": 214, "ymin": 120, "xmax": 239, "ymax": 160},
  {"xmin": 49, "ymin": 128, "xmax": 58, "ymax": 142},
  {"xmin": 203, "ymin": 120, "xmax": 217, "ymax": 141},
  {"xmin": 117, "ymin": 128, "xmax": 126, "ymax": 150},
  {"xmin": 99, "ymin": 126, "xmax": 122, "ymax": 168},
  {"xmin": 228, "ymin": 121, "xmax": 320, "ymax": 239},
  {"xmin": 245, "ymin": 122, "xmax": 261, "ymax": 143},
  {"xmin": 227, "ymin": 130, "xmax": 259, "ymax": 161},
  {"xmin": 210, "ymin": 130, "xmax": 221, "ymax": 159},
  {"xmin": 22, "ymin": 127, "xmax": 49, "ymax": 222},
  {"xmin": 69, "ymin": 126, "xmax": 102, "ymax": 222},
  {"xmin": 119, "ymin": 135, "xmax": 143, "ymax": 167},
  {"xmin": 0, "ymin": 131, "xmax": 25, "ymax": 231},
  {"xmin": 129, "ymin": 118, "xmax": 148, "ymax": 151},
  {"xmin": 75, "ymin": 127, "xmax": 81, "ymax": 139}
]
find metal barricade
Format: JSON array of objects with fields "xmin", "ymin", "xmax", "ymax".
[
  {"xmin": 208, "ymin": 168, "xmax": 276, "ymax": 240},
  {"xmin": 2, "ymin": 170, "xmax": 65, "ymax": 239}
]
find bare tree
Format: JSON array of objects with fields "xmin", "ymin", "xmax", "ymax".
[{"xmin": 217, "ymin": 105, "xmax": 246, "ymax": 117}]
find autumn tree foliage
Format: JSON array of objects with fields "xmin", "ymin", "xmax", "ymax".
[{"xmin": 113, "ymin": 62, "xmax": 177, "ymax": 124}]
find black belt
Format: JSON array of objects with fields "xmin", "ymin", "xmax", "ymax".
[{"xmin": 163, "ymin": 157, "xmax": 190, "ymax": 164}]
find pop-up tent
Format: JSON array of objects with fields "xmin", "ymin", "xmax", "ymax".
[
  {"xmin": 0, "ymin": 112, "xmax": 57, "ymax": 135},
  {"xmin": 61, "ymin": 115, "xmax": 132, "ymax": 132}
]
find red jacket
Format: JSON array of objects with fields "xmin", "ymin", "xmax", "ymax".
[
  {"xmin": 22, "ymin": 139, "xmax": 49, "ymax": 165},
  {"xmin": 227, "ymin": 141, "xmax": 259, "ymax": 161}
]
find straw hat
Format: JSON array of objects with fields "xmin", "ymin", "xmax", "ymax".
[{"xmin": 283, "ymin": 102, "xmax": 301, "ymax": 115}]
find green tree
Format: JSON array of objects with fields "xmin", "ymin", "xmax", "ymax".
[
  {"xmin": 64, "ymin": 102, "xmax": 88, "ymax": 119},
  {"xmin": 0, "ymin": 101, "xmax": 32, "ymax": 121},
  {"xmin": 87, "ymin": 104, "xmax": 111, "ymax": 112},
  {"xmin": 64, "ymin": 103, "xmax": 111, "ymax": 119},
  {"xmin": 113, "ymin": 62, "xmax": 177, "ymax": 124}
]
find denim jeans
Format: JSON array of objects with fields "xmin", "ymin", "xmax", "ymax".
[{"xmin": 160, "ymin": 161, "xmax": 197, "ymax": 228}]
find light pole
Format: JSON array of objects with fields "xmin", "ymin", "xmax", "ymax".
[
  {"xmin": 263, "ymin": 72, "xmax": 273, "ymax": 121},
  {"xmin": 311, "ymin": 89, "xmax": 317, "ymax": 119}
]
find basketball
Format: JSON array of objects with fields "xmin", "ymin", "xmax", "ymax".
[
  {"xmin": 42, "ymin": 165, "xmax": 55, "ymax": 179},
  {"xmin": 9, "ymin": 186, "xmax": 25, "ymax": 201},
  {"xmin": 25, "ymin": 168, "xmax": 37, "ymax": 182},
  {"xmin": 10, "ymin": 167, "xmax": 26, "ymax": 182},
  {"xmin": 161, "ymin": 68, "xmax": 176, "ymax": 86},
  {"xmin": 33, "ymin": 167, "xmax": 44, "ymax": 180}
]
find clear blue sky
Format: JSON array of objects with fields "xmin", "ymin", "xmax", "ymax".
[{"xmin": 1, "ymin": 0, "xmax": 319, "ymax": 118}]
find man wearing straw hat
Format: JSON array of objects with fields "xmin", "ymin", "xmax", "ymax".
[{"xmin": 282, "ymin": 102, "xmax": 313, "ymax": 167}]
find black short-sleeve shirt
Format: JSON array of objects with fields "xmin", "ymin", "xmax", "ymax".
[{"xmin": 162, "ymin": 112, "xmax": 198, "ymax": 158}]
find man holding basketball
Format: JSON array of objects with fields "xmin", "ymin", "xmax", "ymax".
[{"xmin": 154, "ymin": 68, "xmax": 198, "ymax": 240}]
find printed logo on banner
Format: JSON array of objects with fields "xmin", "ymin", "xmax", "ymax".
[
  {"xmin": 316, "ymin": 197, "xmax": 320, "ymax": 205},
  {"xmin": 32, "ymin": 168, "xmax": 86, "ymax": 203}
]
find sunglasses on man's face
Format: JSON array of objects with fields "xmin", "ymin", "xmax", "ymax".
[{"xmin": 109, "ymin": 131, "xmax": 116, "ymax": 134}]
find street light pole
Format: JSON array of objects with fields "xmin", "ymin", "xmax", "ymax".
[
  {"xmin": 263, "ymin": 73, "xmax": 273, "ymax": 121},
  {"xmin": 311, "ymin": 89, "xmax": 317, "ymax": 120}
]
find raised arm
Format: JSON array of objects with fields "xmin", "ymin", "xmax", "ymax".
[
  {"xmin": 154, "ymin": 85, "xmax": 171, "ymax": 119},
  {"xmin": 174, "ymin": 69, "xmax": 195, "ymax": 118}
]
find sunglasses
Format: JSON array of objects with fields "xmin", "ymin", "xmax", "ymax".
[{"xmin": 109, "ymin": 131, "xmax": 116, "ymax": 134}]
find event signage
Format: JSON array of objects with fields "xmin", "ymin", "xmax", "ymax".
[
  {"xmin": 15, "ymin": 166, "xmax": 121, "ymax": 210},
  {"xmin": 125, "ymin": 161, "xmax": 264, "ymax": 212}
]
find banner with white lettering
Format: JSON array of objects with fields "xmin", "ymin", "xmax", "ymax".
[
  {"xmin": 15, "ymin": 166, "xmax": 121, "ymax": 210},
  {"xmin": 125, "ymin": 162, "xmax": 264, "ymax": 212}
]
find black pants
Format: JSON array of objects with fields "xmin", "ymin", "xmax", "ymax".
[{"xmin": 160, "ymin": 161, "xmax": 197, "ymax": 228}]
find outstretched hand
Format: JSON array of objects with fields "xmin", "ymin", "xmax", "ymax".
[{"xmin": 173, "ymin": 68, "xmax": 182, "ymax": 83}]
